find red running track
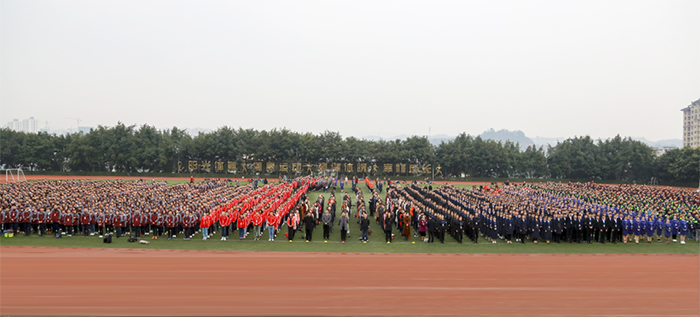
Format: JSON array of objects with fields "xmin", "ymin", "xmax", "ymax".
[{"xmin": 1, "ymin": 246, "xmax": 698, "ymax": 316}]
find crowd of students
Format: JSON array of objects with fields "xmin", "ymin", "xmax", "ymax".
[
  {"xmin": 2, "ymin": 176, "xmax": 698, "ymax": 246},
  {"xmin": 381, "ymin": 181, "xmax": 700, "ymax": 245},
  {"xmin": 0, "ymin": 177, "xmax": 310, "ymax": 242}
]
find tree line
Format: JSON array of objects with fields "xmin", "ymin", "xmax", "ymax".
[{"xmin": 0, "ymin": 123, "xmax": 697, "ymax": 184}]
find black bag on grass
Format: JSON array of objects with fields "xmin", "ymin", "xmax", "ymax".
[
  {"xmin": 127, "ymin": 236, "xmax": 137, "ymax": 242},
  {"xmin": 103, "ymin": 234, "xmax": 112, "ymax": 243}
]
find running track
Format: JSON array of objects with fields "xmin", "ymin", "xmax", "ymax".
[{"xmin": 1, "ymin": 246, "xmax": 698, "ymax": 316}]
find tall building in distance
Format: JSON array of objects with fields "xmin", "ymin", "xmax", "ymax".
[
  {"xmin": 6, "ymin": 117, "xmax": 39, "ymax": 133},
  {"xmin": 682, "ymin": 98, "xmax": 700, "ymax": 148},
  {"xmin": 6, "ymin": 119, "xmax": 20, "ymax": 131},
  {"xmin": 22, "ymin": 117, "xmax": 39, "ymax": 133}
]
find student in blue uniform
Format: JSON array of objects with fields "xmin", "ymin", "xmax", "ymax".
[
  {"xmin": 633, "ymin": 215, "xmax": 643, "ymax": 244},
  {"xmin": 679, "ymin": 217, "xmax": 688, "ymax": 245},
  {"xmin": 663, "ymin": 217, "xmax": 672, "ymax": 244},
  {"xmin": 622, "ymin": 215, "xmax": 630, "ymax": 244},
  {"xmin": 654, "ymin": 216, "xmax": 664, "ymax": 242},
  {"xmin": 671, "ymin": 215, "xmax": 680, "ymax": 242},
  {"xmin": 645, "ymin": 216, "xmax": 655, "ymax": 243}
]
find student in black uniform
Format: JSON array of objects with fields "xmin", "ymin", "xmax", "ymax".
[
  {"xmin": 427, "ymin": 215, "xmax": 436, "ymax": 243},
  {"xmin": 359, "ymin": 212, "xmax": 370, "ymax": 243},
  {"xmin": 543, "ymin": 215, "xmax": 553, "ymax": 244},
  {"xmin": 383, "ymin": 210, "xmax": 393, "ymax": 243},
  {"xmin": 505, "ymin": 214, "xmax": 514, "ymax": 243},
  {"xmin": 595, "ymin": 215, "xmax": 606, "ymax": 244},
  {"xmin": 304, "ymin": 211, "xmax": 315, "ymax": 242}
]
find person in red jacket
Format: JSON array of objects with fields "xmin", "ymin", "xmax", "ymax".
[
  {"xmin": 51, "ymin": 208, "xmax": 61, "ymax": 238},
  {"xmin": 19, "ymin": 208, "xmax": 31, "ymax": 236},
  {"xmin": 30, "ymin": 209, "xmax": 40, "ymax": 235},
  {"xmin": 80, "ymin": 210, "xmax": 90, "ymax": 237},
  {"xmin": 252, "ymin": 211, "xmax": 263, "ymax": 241},
  {"xmin": 148, "ymin": 210, "xmax": 158, "ymax": 238},
  {"xmin": 132, "ymin": 211, "xmax": 143, "ymax": 238},
  {"xmin": 36, "ymin": 207, "xmax": 47, "ymax": 236},
  {"xmin": 237, "ymin": 213, "xmax": 247, "ymax": 240},
  {"xmin": 105, "ymin": 211, "xmax": 115, "ymax": 236},
  {"xmin": 165, "ymin": 211, "xmax": 177, "ymax": 240},
  {"xmin": 220, "ymin": 211, "xmax": 231, "ymax": 241},
  {"xmin": 96, "ymin": 211, "xmax": 105, "ymax": 238},
  {"xmin": 61, "ymin": 210, "xmax": 74, "ymax": 237},
  {"xmin": 266, "ymin": 211, "xmax": 277, "ymax": 241},
  {"xmin": 287, "ymin": 209, "xmax": 299, "ymax": 242},
  {"xmin": 153, "ymin": 211, "xmax": 164, "ymax": 240},
  {"xmin": 71, "ymin": 210, "xmax": 80, "ymax": 237},
  {"xmin": 8, "ymin": 208, "xmax": 18, "ymax": 236},
  {"xmin": 201, "ymin": 212, "xmax": 210, "ymax": 240},
  {"xmin": 89, "ymin": 211, "xmax": 97, "ymax": 236}
]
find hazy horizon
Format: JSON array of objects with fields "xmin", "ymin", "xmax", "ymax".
[{"xmin": 2, "ymin": 0, "xmax": 698, "ymax": 141}]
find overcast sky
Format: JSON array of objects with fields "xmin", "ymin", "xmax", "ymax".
[{"xmin": 1, "ymin": 0, "xmax": 698, "ymax": 140}]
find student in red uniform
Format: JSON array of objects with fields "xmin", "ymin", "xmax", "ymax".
[
  {"xmin": 19, "ymin": 208, "xmax": 31, "ymax": 236},
  {"xmin": 237, "ymin": 213, "xmax": 247, "ymax": 240},
  {"xmin": 201, "ymin": 212, "xmax": 210, "ymax": 240},
  {"xmin": 51, "ymin": 208, "xmax": 61, "ymax": 238},
  {"xmin": 165, "ymin": 211, "xmax": 176, "ymax": 240},
  {"xmin": 85, "ymin": 209, "xmax": 97, "ymax": 237},
  {"xmin": 266, "ymin": 211, "xmax": 277, "ymax": 241},
  {"xmin": 96, "ymin": 211, "xmax": 105, "ymax": 238},
  {"xmin": 89, "ymin": 210, "xmax": 97, "ymax": 236},
  {"xmin": 183, "ymin": 211, "xmax": 194, "ymax": 240},
  {"xmin": 219, "ymin": 211, "xmax": 231, "ymax": 241},
  {"xmin": 8, "ymin": 207, "xmax": 19, "ymax": 236},
  {"xmin": 149, "ymin": 210, "xmax": 160, "ymax": 239},
  {"xmin": 30, "ymin": 209, "xmax": 40, "ymax": 235},
  {"xmin": 36, "ymin": 207, "xmax": 47, "ymax": 236},
  {"xmin": 62, "ymin": 209, "xmax": 74, "ymax": 237},
  {"xmin": 104, "ymin": 211, "xmax": 114, "ymax": 236},
  {"xmin": 113, "ymin": 211, "xmax": 123, "ymax": 237},
  {"xmin": 253, "ymin": 211, "xmax": 263, "ymax": 241}
]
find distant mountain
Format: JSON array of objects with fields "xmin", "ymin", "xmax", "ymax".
[
  {"xmin": 652, "ymin": 139, "xmax": 682, "ymax": 148},
  {"xmin": 631, "ymin": 137, "xmax": 682, "ymax": 149},
  {"xmin": 479, "ymin": 129, "xmax": 534, "ymax": 148}
]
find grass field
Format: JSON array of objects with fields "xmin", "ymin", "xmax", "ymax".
[{"xmin": 2, "ymin": 182, "xmax": 699, "ymax": 254}]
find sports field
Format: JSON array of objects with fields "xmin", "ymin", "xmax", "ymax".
[
  {"xmin": 1, "ymin": 175, "xmax": 699, "ymax": 316},
  {"xmin": 2, "ymin": 176, "xmax": 698, "ymax": 254}
]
